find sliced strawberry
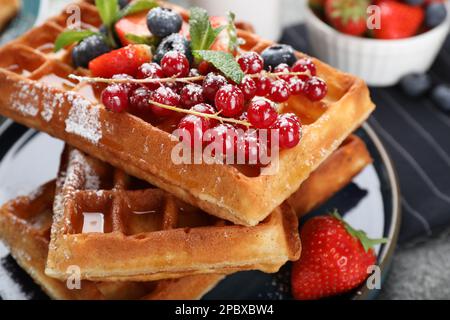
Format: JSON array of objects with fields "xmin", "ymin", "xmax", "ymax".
[
  {"xmin": 209, "ymin": 16, "xmax": 230, "ymax": 52},
  {"xmin": 373, "ymin": 2, "xmax": 424, "ymax": 39},
  {"xmin": 89, "ymin": 44, "xmax": 152, "ymax": 78},
  {"xmin": 115, "ymin": 12, "xmax": 151, "ymax": 46}
]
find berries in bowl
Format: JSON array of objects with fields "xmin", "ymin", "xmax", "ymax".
[{"xmin": 304, "ymin": 0, "xmax": 450, "ymax": 86}]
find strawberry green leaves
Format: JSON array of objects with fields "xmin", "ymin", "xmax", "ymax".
[
  {"xmin": 54, "ymin": 30, "xmax": 98, "ymax": 52},
  {"xmin": 331, "ymin": 211, "xmax": 388, "ymax": 252},
  {"xmin": 189, "ymin": 7, "xmax": 226, "ymax": 51},
  {"xmin": 193, "ymin": 50, "xmax": 244, "ymax": 84}
]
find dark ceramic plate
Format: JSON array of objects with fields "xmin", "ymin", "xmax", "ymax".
[{"xmin": 0, "ymin": 120, "xmax": 401, "ymax": 300}]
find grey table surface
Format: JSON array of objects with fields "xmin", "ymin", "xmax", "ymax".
[{"xmin": 1, "ymin": 0, "xmax": 449, "ymax": 300}]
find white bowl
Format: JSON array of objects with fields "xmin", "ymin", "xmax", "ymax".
[{"xmin": 304, "ymin": 4, "xmax": 450, "ymax": 87}]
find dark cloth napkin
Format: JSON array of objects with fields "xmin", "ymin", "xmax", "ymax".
[{"xmin": 281, "ymin": 25, "xmax": 450, "ymax": 244}]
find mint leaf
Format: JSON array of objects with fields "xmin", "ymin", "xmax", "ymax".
[
  {"xmin": 54, "ymin": 30, "xmax": 98, "ymax": 52},
  {"xmin": 125, "ymin": 34, "xmax": 159, "ymax": 47},
  {"xmin": 119, "ymin": 0, "xmax": 158, "ymax": 18},
  {"xmin": 193, "ymin": 50, "xmax": 244, "ymax": 84},
  {"xmin": 95, "ymin": 0, "xmax": 119, "ymax": 28},
  {"xmin": 189, "ymin": 7, "xmax": 226, "ymax": 51},
  {"xmin": 227, "ymin": 11, "xmax": 238, "ymax": 54}
]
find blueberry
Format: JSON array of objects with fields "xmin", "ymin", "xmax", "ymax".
[
  {"xmin": 118, "ymin": 0, "xmax": 130, "ymax": 9},
  {"xmin": 153, "ymin": 33, "xmax": 192, "ymax": 64},
  {"xmin": 404, "ymin": 0, "xmax": 424, "ymax": 6},
  {"xmin": 72, "ymin": 34, "xmax": 111, "ymax": 68},
  {"xmin": 147, "ymin": 7, "xmax": 182, "ymax": 38},
  {"xmin": 261, "ymin": 44, "xmax": 297, "ymax": 70},
  {"xmin": 400, "ymin": 73, "xmax": 432, "ymax": 97},
  {"xmin": 426, "ymin": 3, "xmax": 447, "ymax": 28},
  {"xmin": 431, "ymin": 84, "xmax": 450, "ymax": 113}
]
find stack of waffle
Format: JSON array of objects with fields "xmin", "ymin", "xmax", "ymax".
[{"xmin": 0, "ymin": 0, "xmax": 375, "ymax": 299}]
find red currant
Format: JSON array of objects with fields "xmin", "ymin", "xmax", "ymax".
[
  {"xmin": 161, "ymin": 51, "xmax": 190, "ymax": 78},
  {"xmin": 271, "ymin": 113, "xmax": 302, "ymax": 149},
  {"xmin": 305, "ymin": 77, "xmax": 327, "ymax": 101},
  {"xmin": 177, "ymin": 115, "xmax": 210, "ymax": 148},
  {"xmin": 288, "ymin": 77, "xmax": 307, "ymax": 95},
  {"xmin": 268, "ymin": 79, "xmax": 290, "ymax": 103},
  {"xmin": 292, "ymin": 58, "xmax": 317, "ymax": 77},
  {"xmin": 255, "ymin": 76, "xmax": 272, "ymax": 96},
  {"xmin": 191, "ymin": 103, "xmax": 218, "ymax": 126},
  {"xmin": 198, "ymin": 61, "xmax": 214, "ymax": 75},
  {"xmin": 111, "ymin": 74, "xmax": 139, "ymax": 94},
  {"xmin": 129, "ymin": 86, "xmax": 151, "ymax": 112},
  {"xmin": 239, "ymin": 76, "xmax": 257, "ymax": 101},
  {"xmin": 206, "ymin": 123, "xmax": 238, "ymax": 158},
  {"xmin": 202, "ymin": 73, "xmax": 228, "ymax": 102},
  {"xmin": 235, "ymin": 111, "xmax": 250, "ymax": 131},
  {"xmin": 101, "ymin": 84, "xmax": 129, "ymax": 113},
  {"xmin": 180, "ymin": 83, "xmax": 205, "ymax": 108},
  {"xmin": 136, "ymin": 63, "xmax": 164, "ymax": 90},
  {"xmin": 150, "ymin": 86, "xmax": 180, "ymax": 117},
  {"xmin": 247, "ymin": 99, "xmax": 278, "ymax": 129},
  {"xmin": 274, "ymin": 63, "xmax": 293, "ymax": 81},
  {"xmin": 237, "ymin": 52, "xmax": 264, "ymax": 74},
  {"xmin": 215, "ymin": 84, "xmax": 245, "ymax": 118}
]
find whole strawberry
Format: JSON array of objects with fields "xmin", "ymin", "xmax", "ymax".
[
  {"xmin": 325, "ymin": 0, "xmax": 370, "ymax": 36},
  {"xmin": 291, "ymin": 212, "xmax": 387, "ymax": 300},
  {"xmin": 373, "ymin": 2, "xmax": 424, "ymax": 39}
]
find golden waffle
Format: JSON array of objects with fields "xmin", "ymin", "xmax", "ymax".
[
  {"xmin": 0, "ymin": 181, "xmax": 224, "ymax": 300},
  {"xmin": 45, "ymin": 146, "xmax": 300, "ymax": 281},
  {"xmin": 0, "ymin": 0, "xmax": 20, "ymax": 31},
  {"xmin": 0, "ymin": 135, "xmax": 371, "ymax": 299},
  {"xmin": 0, "ymin": 0, "xmax": 375, "ymax": 226}
]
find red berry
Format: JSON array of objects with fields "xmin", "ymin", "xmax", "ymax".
[
  {"xmin": 101, "ymin": 84, "xmax": 129, "ymax": 113},
  {"xmin": 234, "ymin": 111, "xmax": 250, "ymax": 131},
  {"xmin": 202, "ymin": 73, "xmax": 228, "ymax": 102},
  {"xmin": 136, "ymin": 62, "xmax": 164, "ymax": 90},
  {"xmin": 206, "ymin": 123, "xmax": 238, "ymax": 158},
  {"xmin": 177, "ymin": 115, "xmax": 210, "ymax": 148},
  {"xmin": 237, "ymin": 51, "xmax": 264, "ymax": 74},
  {"xmin": 247, "ymin": 99, "xmax": 278, "ymax": 129},
  {"xmin": 305, "ymin": 77, "xmax": 327, "ymax": 101},
  {"xmin": 274, "ymin": 63, "xmax": 293, "ymax": 81},
  {"xmin": 160, "ymin": 51, "xmax": 190, "ymax": 78},
  {"xmin": 288, "ymin": 77, "xmax": 307, "ymax": 95},
  {"xmin": 215, "ymin": 84, "xmax": 245, "ymax": 118},
  {"xmin": 254, "ymin": 76, "xmax": 272, "ymax": 96},
  {"xmin": 180, "ymin": 83, "xmax": 205, "ymax": 108},
  {"xmin": 268, "ymin": 79, "xmax": 290, "ymax": 103},
  {"xmin": 150, "ymin": 86, "xmax": 180, "ymax": 117},
  {"xmin": 129, "ymin": 86, "xmax": 151, "ymax": 112},
  {"xmin": 111, "ymin": 74, "xmax": 140, "ymax": 94},
  {"xmin": 239, "ymin": 76, "xmax": 257, "ymax": 101},
  {"xmin": 272, "ymin": 113, "xmax": 302, "ymax": 149},
  {"xmin": 292, "ymin": 58, "xmax": 317, "ymax": 77},
  {"xmin": 191, "ymin": 103, "xmax": 218, "ymax": 126},
  {"xmin": 198, "ymin": 61, "xmax": 213, "ymax": 75}
]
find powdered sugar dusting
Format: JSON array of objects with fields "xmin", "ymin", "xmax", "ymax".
[
  {"xmin": 10, "ymin": 81, "xmax": 40, "ymax": 117},
  {"xmin": 65, "ymin": 92, "xmax": 102, "ymax": 144}
]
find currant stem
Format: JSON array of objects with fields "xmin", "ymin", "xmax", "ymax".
[
  {"xmin": 69, "ymin": 71, "xmax": 310, "ymax": 85},
  {"xmin": 148, "ymin": 100, "xmax": 252, "ymax": 127}
]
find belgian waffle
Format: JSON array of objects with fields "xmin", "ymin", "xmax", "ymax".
[
  {"xmin": 45, "ymin": 146, "xmax": 300, "ymax": 282},
  {"xmin": 0, "ymin": 135, "xmax": 371, "ymax": 299},
  {"xmin": 0, "ymin": 0, "xmax": 375, "ymax": 226},
  {"xmin": 0, "ymin": 181, "xmax": 224, "ymax": 300}
]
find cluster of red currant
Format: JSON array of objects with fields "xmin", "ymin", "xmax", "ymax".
[{"xmin": 100, "ymin": 50, "xmax": 328, "ymax": 163}]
